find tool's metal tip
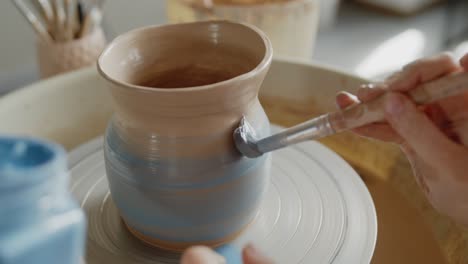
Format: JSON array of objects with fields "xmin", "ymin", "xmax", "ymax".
[{"xmin": 233, "ymin": 117, "xmax": 263, "ymax": 158}]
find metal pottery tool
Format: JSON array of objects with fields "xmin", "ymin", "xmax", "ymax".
[
  {"xmin": 13, "ymin": 0, "xmax": 53, "ymax": 42},
  {"xmin": 234, "ymin": 71, "xmax": 468, "ymax": 158},
  {"xmin": 77, "ymin": 6, "xmax": 102, "ymax": 37},
  {"xmin": 13, "ymin": 0, "xmax": 105, "ymax": 41}
]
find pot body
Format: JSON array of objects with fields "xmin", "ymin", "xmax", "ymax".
[{"xmin": 98, "ymin": 21, "xmax": 273, "ymax": 249}]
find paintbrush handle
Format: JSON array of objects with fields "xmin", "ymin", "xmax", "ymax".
[
  {"xmin": 254, "ymin": 114, "xmax": 333, "ymax": 155},
  {"xmin": 78, "ymin": 7, "xmax": 101, "ymax": 37},
  {"xmin": 64, "ymin": 0, "xmax": 72, "ymax": 40},
  {"xmin": 33, "ymin": 0, "xmax": 53, "ymax": 23},
  {"xmin": 252, "ymin": 71, "xmax": 468, "ymax": 155},
  {"xmin": 13, "ymin": 0, "xmax": 53, "ymax": 42},
  {"xmin": 329, "ymin": 71, "xmax": 468, "ymax": 133}
]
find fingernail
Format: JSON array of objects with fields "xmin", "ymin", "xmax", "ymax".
[
  {"xmin": 336, "ymin": 91, "xmax": 348, "ymax": 97},
  {"xmin": 209, "ymin": 250, "xmax": 227, "ymax": 264},
  {"xmin": 385, "ymin": 94, "xmax": 405, "ymax": 117},
  {"xmin": 336, "ymin": 91, "xmax": 350, "ymax": 96},
  {"xmin": 341, "ymin": 91, "xmax": 358, "ymax": 100},
  {"xmin": 208, "ymin": 251, "xmax": 226, "ymax": 264}
]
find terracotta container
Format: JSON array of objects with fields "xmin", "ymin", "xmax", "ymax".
[
  {"xmin": 37, "ymin": 28, "xmax": 106, "ymax": 79},
  {"xmin": 166, "ymin": 0, "xmax": 320, "ymax": 60},
  {"xmin": 97, "ymin": 21, "xmax": 272, "ymax": 250}
]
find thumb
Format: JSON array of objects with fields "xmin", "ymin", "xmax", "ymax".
[
  {"xmin": 242, "ymin": 244, "xmax": 274, "ymax": 264},
  {"xmin": 383, "ymin": 92, "xmax": 460, "ymax": 165},
  {"xmin": 181, "ymin": 246, "xmax": 226, "ymax": 264}
]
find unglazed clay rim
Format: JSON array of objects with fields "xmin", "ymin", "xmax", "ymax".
[
  {"xmin": 183, "ymin": 0, "xmax": 317, "ymax": 9},
  {"xmin": 96, "ymin": 20, "xmax": 273, "ymax": 93}
]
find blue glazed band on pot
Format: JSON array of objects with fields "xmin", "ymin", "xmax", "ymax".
[{"xmin": 97, "ymin": 20, "xmax": 273, "ymax": 250}]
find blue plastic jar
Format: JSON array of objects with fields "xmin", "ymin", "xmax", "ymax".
[{"xmin": 0, "ymin": 136, "xmax": 86, "ymax": 264}]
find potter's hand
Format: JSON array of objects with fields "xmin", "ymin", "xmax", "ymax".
[
  {"xmin": 336, "ymin": 53, "xmax": 468, "ymax": 226},
  {"xmin": 181, "ymin": 244, "xmax": 274, "ymax": 264}
]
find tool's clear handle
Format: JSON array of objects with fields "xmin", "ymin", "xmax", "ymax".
[
  {"xmin": 247, "ymin": 72, "xmax": 468, "ymax": 157},
  {"xmin": 329, "ymin": 72, "xmax": 468, "ymax": 132},
  {"xmin": 256, "ymin": 114, "xmax": 334, "ymax": 154}
]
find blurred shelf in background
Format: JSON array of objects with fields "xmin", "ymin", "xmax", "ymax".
[
  {"xmin": 354, "ymin": 0, "xmax": 445, "ymax": 16},
  {"xmin": 1, "ymin": 0, "xmax": 468, "ymax": 94},
  {"xmin": 314, "ymin": 0, "xmax": 468, "ymax": 79}
]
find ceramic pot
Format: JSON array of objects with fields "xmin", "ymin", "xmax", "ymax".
[
  {"xmin": 97, "ymin": 21, "xmax": 272, "ymax": 250},
  {"xmin": 166, "ymin": 0, "xmax": 319, "ymax": 61}
]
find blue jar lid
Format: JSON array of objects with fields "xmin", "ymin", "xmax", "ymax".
[{"xmin": 0, "ymin": 136, "xmax": 67, "ymax": 189}]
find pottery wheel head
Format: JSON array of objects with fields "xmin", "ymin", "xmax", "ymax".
[{"xmin": 69, "ymin": 133, "xmax": 376, "ymax": 264}]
